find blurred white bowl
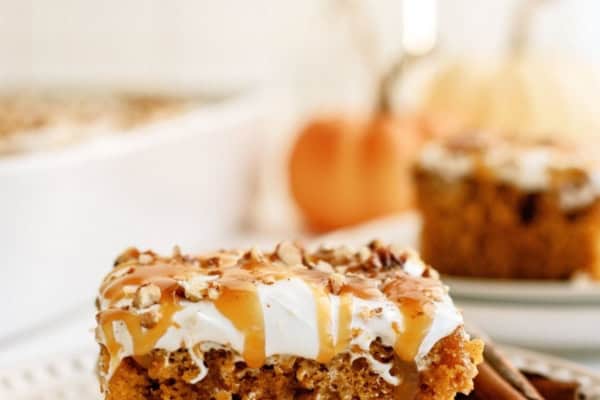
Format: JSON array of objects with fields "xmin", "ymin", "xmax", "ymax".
[{"xmin": 0, "ymin": 90, "xmax": 270, "ymax": 339}]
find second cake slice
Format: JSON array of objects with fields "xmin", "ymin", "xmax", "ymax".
[{"xmin": 415, "ymin": 134, "xmax": 600, "ymax": 280}]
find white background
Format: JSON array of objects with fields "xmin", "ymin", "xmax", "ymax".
[{"xmin": 1, "ymin": 0, "xmax": 600, "ymax": 105}]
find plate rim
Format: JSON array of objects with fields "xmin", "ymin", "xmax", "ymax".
[{"xmin": 445, "ymin": 275, "xmax": 600, "ymax": 305}]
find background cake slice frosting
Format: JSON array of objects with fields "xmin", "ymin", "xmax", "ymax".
[{"xmin": 95, "ymin": 241, "xmax": 482, "ymax": 399}]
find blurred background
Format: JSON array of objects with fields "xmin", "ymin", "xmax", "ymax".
[{"xmin": 2, "ymin": 0, "xmax": 600, "ymax": 375}]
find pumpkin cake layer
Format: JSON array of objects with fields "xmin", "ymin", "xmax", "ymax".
[
  {"xmin": 95, "ymin": 242, "xmax": 482, "ymax": 399},
  {"xmin": 415, "ymin": 134, "xmax": 600, "ymax": 280}
]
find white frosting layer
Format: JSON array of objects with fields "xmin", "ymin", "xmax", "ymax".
[
  {"xmin": 418, "ymin": 293, "xmax": 463, "ymax": 367},
  {"xmin": 419, "ymin": 141, "xmax": 600, "ymax": 210},
  {"xmin": 351, "ymin": 297, "xmax": 403, "ymax": 354},
  {"xmin": 98, "ymin": 275, "xmax": 463, "ymax": 386},
  {"xmin": 485, "ymin": 147, "xmax": 554, "ymax": 190},
  {"xmin": 259, "ymin": 278, "xmax": 319, "ymax": 358},
  {"xmin": 419, "ymin": 143, "xmax": 474, "ymax": 181},
  {"xmin": 155, "ymin": 301, "xmax": 244, "ymax": 352}
]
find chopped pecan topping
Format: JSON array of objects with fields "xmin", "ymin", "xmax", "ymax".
[
  {"xmin": 138, "ymin": 253, "xmax": 154, "ymax": 265},
  {"xmin": 114, "ymin": 247, "xmax": 140, "ymax": 267},
  {"xmin": 206, "ymin": 282, "xmax": 221, "ymax": 300},
  {"xmin": 328, "ymin": 273, "xmax": 346, "ymax": 294},
  {"xmin": 107, "ymin": 265, "xmax": 133, "ymax": 282},
  {"xmin": 180, "ymin": 275, "xmax": 222, "ymax": 301},
  {"xmin": 357, "ymin": 246, "xmax": 371, "ymax": 263},
  {"xmin": 171, "ymin": 245, "xmax": 183, "ymax": 260},
  {"xmin": 182, "ymin": 276, "xmax": 210, "ymax": 301},
  {"xmin": 313, "ymin": 260, "xmax": 334, "ymax": 273},
  {"xmin": 275, "ymin": 242, "xmax": 303, "ymax": 266},
  {"xmin": 140, "ymin": 308, "xmax": 161, "ymax": 328},
  {"xmin": 243, "ymin": 247, "xmax": 265, "ymax": 264},
  {"xmin": 261, "ymin": 275, "xmax": 277, "ymax": 285},
  {"xmin": 217, "ymin": 253, "xmax": 239, "ymax": 268},
  {"xmin": 364, "ymin": 240, "xmax": 411, "ymax": 271},
  {"xmin": 359, "ymin": 307, "xmax": 383, "ymax": 319},
  {"xmin": 133, "ymin": 283, "xmax": 161, "ymax": 309},
  {"xmin": 389, "ymin": 245, "xmax": 408, "ymax": 266}
]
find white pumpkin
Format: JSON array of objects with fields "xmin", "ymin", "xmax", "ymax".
[{"xmin": 421, "ymin": 56, "xmax": 600, "ymax": 141}]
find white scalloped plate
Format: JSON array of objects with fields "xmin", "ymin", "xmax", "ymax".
[
  {"xmin": 443, "ymin": 276, "xmax": 600, "ymax": 304},
  {"xmin": 0, "ymin": 347, "xmax": 598, "ymax": 399}
]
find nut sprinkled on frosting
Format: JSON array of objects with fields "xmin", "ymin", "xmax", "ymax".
[
  {"xmin": 245, "ymin": 247, "xmax": 265, "ymax": 263},
  {"xmin": 172, "ymin": 245, "xmax": 182, "ymax": 259},
  {"xmin": 328, "ymin": 273, "xmax": 346, "ymax": 294},
  {"xmin": 114, "ymin": 247, "xmax": 140, "ymax": 267},
  {"xmin": 216, "ymin": 253, "xmax": 240, "ymax": 268},
  {"xmin": 133, "ymin": 283, "xmax": 161, "ymax": 309},
  {"xmin": 357, "ymin": 246, "xmax": 371, "ymax": 263},
  {"xmin": 181, "ymin": 276, "xmax": 209, "ymax": 302},
  {"xmin": 140, "ymin": 308, "xmax": 161, "ymax": 328},
  {"xmin": 275, "ymin": 241, "xmax": 303, "ymax": 266},
  {"xmin": 206, "ymin": 283, "xmax": 220, "ymax": 300},
  {"xmin": 314, "ymin": 260, "xmax": 334, "ymax": 273},
  {"xmin": 179, "ymin": 276, "xmax": 222, "ymax": 302},
  {"xmin": 138, "ymin": 253, "xmax": 154, "ymax": 265},
  {"xmin": 261, "ymin": 275, "xmax": 277, "ymax": 285}
]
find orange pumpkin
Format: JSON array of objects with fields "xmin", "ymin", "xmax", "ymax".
[{"xmin": 289, "ymin": 114, "xmax": 427, "ymax": 232}]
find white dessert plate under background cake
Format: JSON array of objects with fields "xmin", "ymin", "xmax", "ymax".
[
  {"xmin": 1, "ymin": 346, "xmax": 598, "ymax": 400},
  {"xmin": 317, "ymin": 212, "xmax": 600, "ymax": 349}
]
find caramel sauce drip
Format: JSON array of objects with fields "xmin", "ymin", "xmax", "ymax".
[
  {"xmin": 393, "ymin": 299, "xmax": 433, "ymax": 362},
  {"xmin": 311, "ymin": 286, "xmax": 335, "ymax": 363},
  {"xmin": 384, "ymin": 272, "xmax": 441, "ymax": 362},
  {"xmin": 98, "ymin": 289, "xmax": 181, "ymax": 372},
  {"xmin": 98, "ymin": 261, "xmax": 198, "ymax": 370},
  {"xmin": 214, "ymin": 284, "xmax": 266, "ymax": 368},
  {"xmin": 393, "ymin": 361, "xmax": 420, "ymax": 398},
  {"xmin": 334, "ymin": 293, "xmax": 353, "ymax": 354}
]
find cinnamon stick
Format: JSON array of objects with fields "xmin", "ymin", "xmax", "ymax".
[
  {"xmin": 484, "ymin": 344, "xmax": 544, "ymax": 400},
  {"xmin": 472, "ymin": 361, "xmax": 528, "ymax": 400},
  {"xmin": 523, "ymin": 372, "xmax": 581, "ymax": 400},
  {"xmin": 468, "ymin": 325, "xmax": 544, "ymax": 400}
]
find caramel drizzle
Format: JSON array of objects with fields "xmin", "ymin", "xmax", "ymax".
[
  {"xmin": 394, "ymin": 299, "xmax": 433, "ymax": 362},
  {"xmin": 384, "ymin": 272, "xmax": 440, "ymax": 362},
  {"xmin": 392, "ymin": 361, "xmax": 420, "ymax": 398},
  {"xmin": 335, "ymin": 293, "xmax": 354, "ymax": 354},
  {"xmin": 311, "ymin": 286, "xmax": 335, "ymax": 363},
  {"xmin": 99, "ymin": 262, "xmax": 198, "ymax": 370},
  {"xmin": 98, "ymin": 290, "xmax": 181, "ymax": 374},
  {"xmin": 214, "ymin": 284, "xmax": 266, "ymax": 368}
]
